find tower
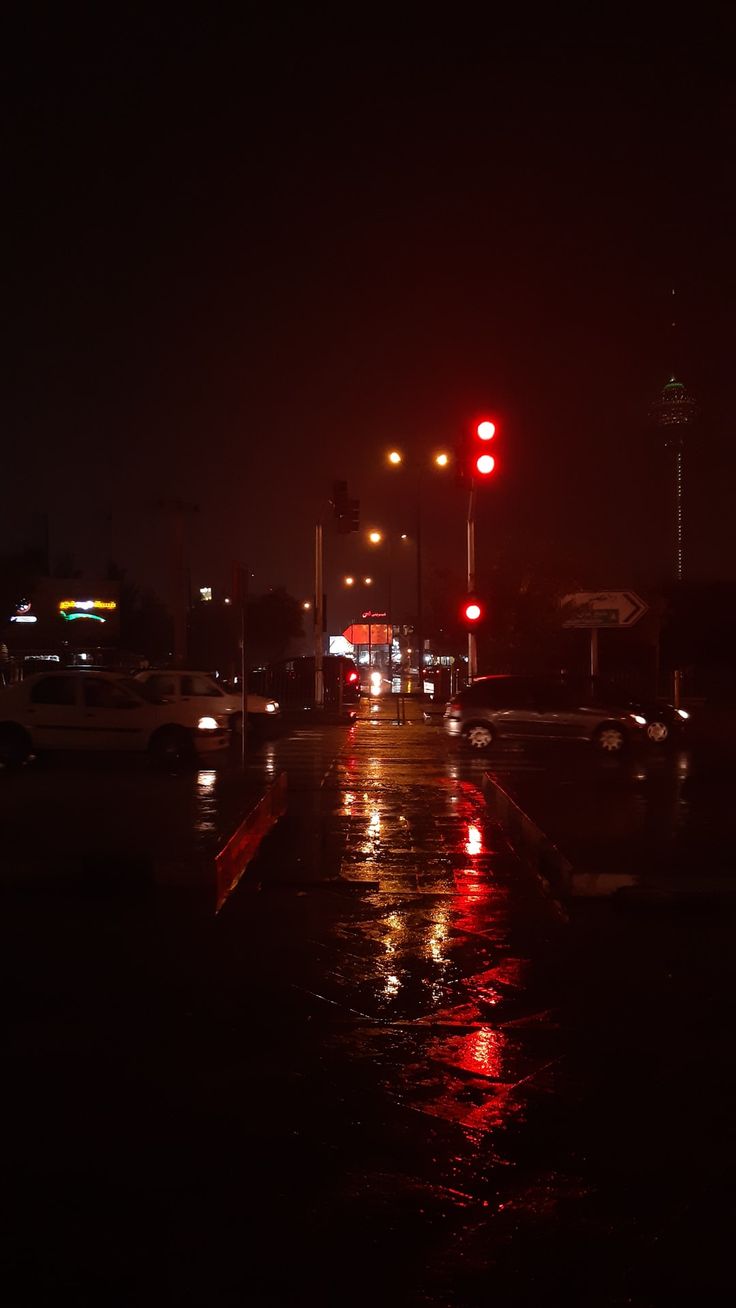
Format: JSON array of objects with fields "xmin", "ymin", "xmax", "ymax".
[{"xmin": 650, "ymin": 376, "xmax": 698, "ymax": 581}]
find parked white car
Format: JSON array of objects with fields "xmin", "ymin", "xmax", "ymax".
[
  {"xmin": 134, "ymin": 669, "xmax": 279, "ymax": 733},
  {"xmin": 0, "ymin": 671, "xmax": 230, "ymax": 766}
]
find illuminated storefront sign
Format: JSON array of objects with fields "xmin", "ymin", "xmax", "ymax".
[
  {"xmin": 58, "ymin": 599, "xmax": 118, "ymax": 623},
  {"xmin": 10, "ymin": 599, "xmax": 37, "ymax": 624}
]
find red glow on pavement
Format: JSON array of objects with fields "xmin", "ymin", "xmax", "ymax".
[{"xmin": 465, "ymin": 822, "xmax": 484, "ymax": 855}]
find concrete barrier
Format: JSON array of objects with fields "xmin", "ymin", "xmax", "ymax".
[
  {"xmin": 214, "ymin": 771, "xmax": 287, "ymax": 911},
  {"xmin": 483, "ymin": 772, "xmax": 573, "ymax": 899},
  {"xmin": 482, "ymin": 772, "xmax": 640, "ymax": 900}
]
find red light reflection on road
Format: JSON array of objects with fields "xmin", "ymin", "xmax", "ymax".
[
  {"xmin": 428, "ymin": 1025, "xmax": 506, "ymax": 1080},
  {"xmin": 465, "ymin": 823, "xmax": 484, "ymax": 856}
]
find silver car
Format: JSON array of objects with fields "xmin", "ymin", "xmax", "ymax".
[{"xmin": 444, "ymin": 675, "xmax": 648, "ymax": 753}]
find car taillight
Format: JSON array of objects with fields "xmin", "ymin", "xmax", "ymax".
[
  {"xmin": 347, "ymin": 672, "xmax": 358, "ymax": 683},
  {"xmin": 446, "ymin": 699, "xmax": 461, "ymax": 715}
]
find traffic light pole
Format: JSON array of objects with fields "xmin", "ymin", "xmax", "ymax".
[
  {"xmin": 416, "ymin": 480, "xmax": 424, "ymax": 692},
  {"xmin": 314, "ymin": 521, "xmax": 325, "ymax": 709},
  {"xmin": 467, "ymin": 484, "xmax": 477, "ymax": 680}
]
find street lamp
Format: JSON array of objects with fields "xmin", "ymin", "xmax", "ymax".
[
  {"xmin": 344, "ymin": 575, "xmax": 355, "ymax": 587},
  {"xmin": 367, "ymin": 528, "xmax": 413, "ymax": 687},
  {"xmin": 386, "ymin": 450, "xmax": 451, "ymax": 687}
]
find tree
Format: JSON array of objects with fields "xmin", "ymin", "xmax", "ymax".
[{"xmin": 106, "ymin": 563, "xmax": 172, "ymax": 660}]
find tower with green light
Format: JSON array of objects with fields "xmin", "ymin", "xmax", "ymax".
[{"xmin": 650, "ymin": 377, "xmax": 698, "ymax": 581}]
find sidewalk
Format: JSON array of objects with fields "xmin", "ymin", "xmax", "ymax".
[
  {"xmin": 2, "ymin": 700, "xmax": 569, "ymax": 1307},
  {"xmin": 5, "ymin": 706, "xmax": 736, "ymax": 1305}
]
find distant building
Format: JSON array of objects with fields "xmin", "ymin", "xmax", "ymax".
[{"xmin": 650, "ymin": 377, "xmax": 698, "ymax": 581}]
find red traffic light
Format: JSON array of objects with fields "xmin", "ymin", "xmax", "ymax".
[
  {"xmin": 465, "ymin": 416, "xmax": 499, "ymax": 481},
  {"xmin": 475, "ymin": 453, "xmax": 495, "ymax": 476},
  {"xmin": 461, "ymin": 596, "xmax": 485, "ymax": 627}
]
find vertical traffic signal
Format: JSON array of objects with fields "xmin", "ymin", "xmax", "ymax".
[
  {"xmin": 332, "ymin": 481, "xmax": 360, "ymax": 533},
  {"xmin": 471, "ymin": 418, "xmax": 497, "ymax": 480}
]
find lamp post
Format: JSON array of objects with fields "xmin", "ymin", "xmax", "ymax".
[
  {"xmin": 366, "ymin": 528, "xmax": 413, "ymax": 688},
  {"xmin": 385, "ymin": 449, "xmax": 450, "ymax": 690}
]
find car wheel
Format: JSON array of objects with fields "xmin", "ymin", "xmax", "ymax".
[
  {"xmin": 149, "ymin": 726, "xmax": 195, "ymax": 768},
  {"xmin": 594, "ymin": 723, "xmax": 627, "ymax": 754},
  {"xmin": 464, "ymin": 722, "xmax": 495, "ymax": 751},
  {"xmin": 0, "ymin": 724, "xmax": 32, "ymax": 768},
  {"xmin": 646, "ymin": 720, "xmax": 669, "ymax": 744}
]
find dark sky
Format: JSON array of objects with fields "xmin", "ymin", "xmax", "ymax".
[{"xmin": 4, "ymin": 11, "xmax": 736, "ymax": 631}]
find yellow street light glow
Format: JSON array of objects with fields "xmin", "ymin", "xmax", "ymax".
[
  {"xmin": 363, "ymin": 576, "xmax": 373, "ymax": 585},
  {"xmin": 368, "ymin": 530, "xmax": 383, "ymax": 544},
  {"xmin": 302, "ymin": 600, "xmax": 312, "ymax": 610},
  {"xmin": 388, "ymin": 450, "xmax": 402, "ymax": 465},
  {"xmin": 435, "ymin": 452, "xmax": 450, "ymax": 467},
  {"xmin": 400, "ymin": 533, "xmax": 408, "ymax": 540},
  {"xmin": 344, "ymin": 576, "xmax": 355, "ymax": 586}
]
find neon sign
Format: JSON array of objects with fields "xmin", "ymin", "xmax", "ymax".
[{"xmin": 58, "ymin": 599, "xmax": 117, "ymax": 612}]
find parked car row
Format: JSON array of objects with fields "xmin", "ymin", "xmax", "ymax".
[
  {"xmin": 0, "ymin": 667, "xmax": 281, "ymax": 768},
  {"xmin": 444, "ymin": 675, "xmax": 689, "ymax": 753}
]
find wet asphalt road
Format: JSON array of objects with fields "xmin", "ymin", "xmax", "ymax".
[{"xmin": 2, "ymin": 700, "xmax": 736, "ymax": 1304}]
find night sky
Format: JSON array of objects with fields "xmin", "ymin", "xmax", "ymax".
[{"xmin": 4, "ymin": 12, "xmax": 735, "ymax": 632}]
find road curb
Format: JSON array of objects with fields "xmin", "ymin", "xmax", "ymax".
[
  {"xmin": 215, "ymin": 771, "xmax": 288, "ymax": 910},
  {"xmin": 483, "ymin": 773, "xmax": 640, "ymax": 901},
  {"xmin": 483, "ymin": 771, "xmax": 574, "ymax": 899}
]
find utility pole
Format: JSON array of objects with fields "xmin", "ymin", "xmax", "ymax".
[
  {"xmin": 157, "ymin": 498, "xmax": 198, "ymax": 664},
  {"xmin": 314, "ymin": 521, "xmax": 324, "ymax": 709},
  {"xmin": 232, "ymin": 562, "xmax": 249, "ymax": 768},
  {"xmin": 467, "ymin": 484, "xmax": 477, "ymax": 680},
  {"xmin": 415, "ymin": 480, "xmax": 423, "ymax": 690}
]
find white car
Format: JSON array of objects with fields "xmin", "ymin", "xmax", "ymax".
[
  {"xmin": 134, "ymin": 669, "xmax": 279, "ymax": 734},
  {"xmin": 0, "ymin": 671, "xmax": 230, "ymax": 767}
]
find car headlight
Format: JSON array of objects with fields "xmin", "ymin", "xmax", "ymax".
[
  {"xmin": 197, "ymin": 715, "xmax": 220, "ymax": 731},
  {"xmin": 631, "ymin": 714, "xmax": 647, "ymax": 726},
  {"xmin": 265, "ymin": 701, "xmax": 279, "ymax": 713},
  {"xmin": 676, "ymin": 708, "xmax": 690, "ymax": 720}
]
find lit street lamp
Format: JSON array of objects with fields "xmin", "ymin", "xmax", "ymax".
[{"xmin": 385, "ymin": 448, "xmax": 451, "ymax": 686}]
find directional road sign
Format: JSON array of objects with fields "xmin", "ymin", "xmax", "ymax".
[{"xmin": 561, "ymin": 591, "xmax": 649, "ymax": 629}]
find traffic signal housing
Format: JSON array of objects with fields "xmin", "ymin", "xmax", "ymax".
[
  {"xmin": 456, "ymin": 417, "xmax": 499, "ymax": 484},
  {"xmin": 332, "ymin": 480, "xmax": 360, "ymax": 534},
  {"xmin": 471, "ymin": 417, "xmax": 497, "ymax": 480}
]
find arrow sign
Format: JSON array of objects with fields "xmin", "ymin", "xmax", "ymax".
[{"xmin": 561, "ymin": 591, "xmax": 649, "ymax": 629}]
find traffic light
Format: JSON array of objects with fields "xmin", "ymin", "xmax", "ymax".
[
  {"xmin": 460, "ymin": 595, "xmax": 486, "ymax": 628},
  {"xmin": 471, "ymin": 417, "xmax": 497, "ymax": 480},
  {"xmin": 332, "ymin": 481, "xmax": 360, "ymax": 534}
]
